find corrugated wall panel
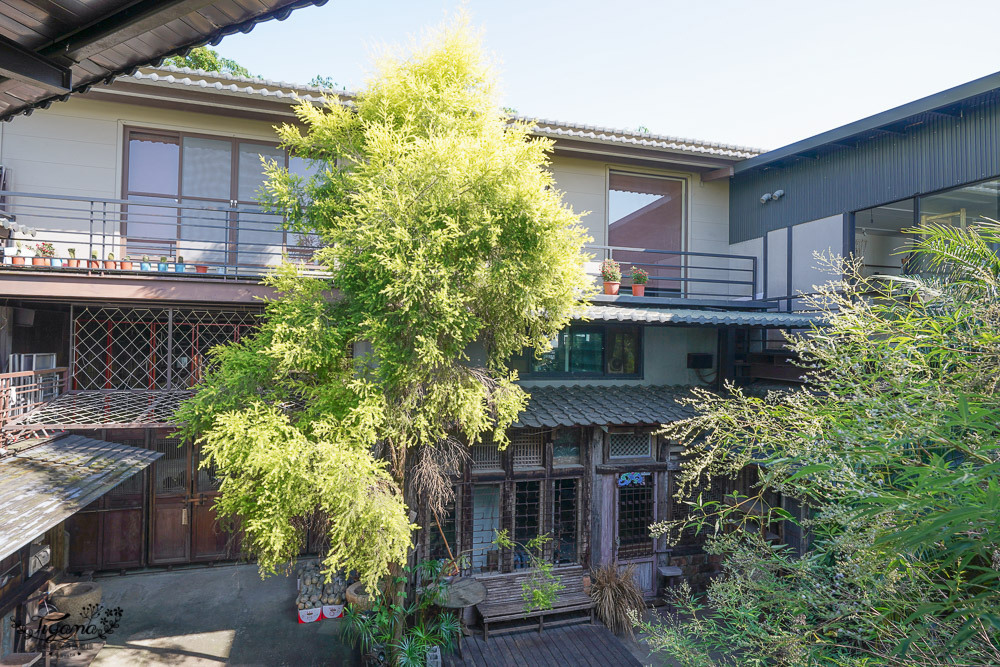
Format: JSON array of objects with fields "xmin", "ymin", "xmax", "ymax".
[{"xmin": 730, "ymin": 92, "xmax": 1000, "ymax": 243}]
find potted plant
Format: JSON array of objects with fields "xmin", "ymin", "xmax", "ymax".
[
  {"xmin": 631, "ymin": 266, "xmax": 649, "ymax": 297},
  {"xmin": 600, "ymin": 258, "xmax": 621, "ymax": 295},
  {"xmin": 175, "ymin": 255, "xmax": 186, "ymax": 273},
  {"xmin": 12, "ymin": 242, "xmax": 25, "ymax": 266},
  {"xmin": 67, "ymin": 248, "xmax": 79, "ymax": 268},
  {"xmin": 158, "ymin": 256, "xmax": 168, "ymax": 272},
  {"xmin": 104, "ymin": 252, "xmax": 117, "ymax": 270},
  {"xmin": 90, "ymin": 251, "xmax": 101, "ymax": 269},
  {"xmin": 33, "ymin": 242, "xmax": 54, "ymax": 267},
  {"xmin": 140, "ymin": 255, "xmax": 151, "ymax": 271},
  {"xmin": 120, "ymin": 255, "xmax": 134, "ymax": 271},
  {"xmin": 195, "ymin": 263, "xmax": 209, "ymax": 274}
]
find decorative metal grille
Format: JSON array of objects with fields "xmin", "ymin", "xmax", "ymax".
[
  {"xmin": 511, "ymin": 429, "xmax": 543, "ymax": 468},
  {"xmin": 609, "ymin": 432, "xmax": 652, "ymax": 459},
  {"xmin": 470, "ymin": 436, "xmax": 501, "ymax": 471},
  {"xmin": 71, "ymin": 306, "xmax": 259, "ymax": 390},
  {"xmin": 6, "ymin": 390, "xmax": 192, "ymax": 430},
  {"xmin": 513, "ymin": 481, "xmax": 541, "ymax": 570},
  {"xmin": 553, "ymin": 479, "xmax": 578, "ymax": 564},
  {"xmin": 617, "ymin": 481, "xmax": 654, "ymax": 558}
]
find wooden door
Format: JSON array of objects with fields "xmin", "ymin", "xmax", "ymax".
[
  {"xmin": 149, "ymin": 436, "xmax": 191, "ymax": 564},
  {"xmin": 191, "ymin": 447, "xmax": 240, "ymax": 562},
  {"xmin": 67, "ymin": 432, "xmax": 148, "ymax": 572},
  {"xmin": 614, "ymin": 472, "xmax": 657, "ymax": 596}
]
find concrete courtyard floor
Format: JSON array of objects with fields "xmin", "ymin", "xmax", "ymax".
[{"xmin": 89, "ymin": 563, "xmax": 359, "ymax": 667}]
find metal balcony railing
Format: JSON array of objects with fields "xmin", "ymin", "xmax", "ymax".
[
  {"xmin": 0, "ymin": 367, "xmax": 66, "ymax": 431},
  {"xmin": 0, "ymin": 190, "xmax": 322, "ymax": 279},
  {"xmin": 0, "ymin": 191, "xmax": 758, "ymax": 299},
  {"xmin": 586, "ymin": 244, "xmax": 758, "ymax": 300}
]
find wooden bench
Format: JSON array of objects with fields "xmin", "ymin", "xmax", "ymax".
[{"xmin": 475, "ymin": 564, "xmax": 595, "ymax": 640}]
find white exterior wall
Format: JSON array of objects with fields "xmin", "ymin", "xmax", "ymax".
[
  {"xmin": 549, "ymin": 158, "xmax": 733, "ymax": 298},
  {"xmin": 519, "ymin": 325, "xmax": 717, "ymax": 388},
  {"xmin": 1, "ymin": 96, "xmax": 282, "ymax": 264},
  {"xmin": 790, "ymin": 215, "xmax": 843, "ymax": 298},
  {"xmin": 728, "ymin": 236, "xmax": 763, "ymax": 299}
]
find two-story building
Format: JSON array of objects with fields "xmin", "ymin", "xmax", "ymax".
[{"xmin": 0, "ymin": 66, "xmax": 822, "ymax": 603}]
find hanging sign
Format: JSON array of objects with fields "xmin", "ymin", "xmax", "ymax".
[{"xmin": 617, "ymin": 472, "xmax": 646, "ymax": 487}]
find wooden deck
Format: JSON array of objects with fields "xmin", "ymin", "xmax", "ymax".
[{"xmin": 445, "ymin": 623, "xmax": 644, "ymax": 667}]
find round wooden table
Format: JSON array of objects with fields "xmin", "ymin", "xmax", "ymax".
[
  {"xmin": 439, "ymin": 577, "xmax": 487, "ymax": 610},
  {"xmin": 437, "ymin": 577, "xmax": 486, "ymax": 659}
]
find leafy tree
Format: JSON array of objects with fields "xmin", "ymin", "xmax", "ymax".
[
  {"xmin": 638, "ymin": 226, "xmax": 1000, "ymax": 666},
  {"xmin": 164, "ymin": 46, "xmax": 252, "ymax": 77},
  {"xmin": 175, "ymin": 15, "xmax": 591, "ymax": 605},
  {"xmin": 308, "ymin": 75, "xmax": 342, "ymax": 89}
]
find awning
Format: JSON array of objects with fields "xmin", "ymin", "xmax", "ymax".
[
  {"xmin": 0, "ymin": 434, "xmax": 161, "ymax": 560},
  {"xmin": 0, "ymin": 0, "xmax": 328, "ymax": 121},
  {"xmin": 515, "ymin": 384, "xmax": 698, "ymax": 428},
  {"xmin": 579, "ymin": 305, "xmax": 824, "ymax": 328},
  {"xmin": 4, "ymin": 391, "xmax": 192, "ymax": 432}
]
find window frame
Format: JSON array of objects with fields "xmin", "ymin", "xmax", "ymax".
[
  {"xmin": 121, "ymin": 126, "xmax": 314, "ymax": 262},
  {"xmin": 517, "ymin": 324, "xmax": 643, "ymax": 379}
]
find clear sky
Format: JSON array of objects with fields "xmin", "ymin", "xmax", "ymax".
[{"xmin": 212, "ymin": 1, "xmax": 1000, "ymax": 152}]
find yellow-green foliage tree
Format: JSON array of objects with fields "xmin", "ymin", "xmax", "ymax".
[{"xmin": 175, "ymin": 19, "xmax": 593, "ymax": 593}]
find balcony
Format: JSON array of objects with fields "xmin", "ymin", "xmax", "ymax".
[
  {"xmin": 0, "ymin": 190, "xmax": 320, "ymax": 280},
  {"xmin": 0, "ymin": 190, "xmax": 758, "ymax": 304},
  {"xmin": 585, "ymin": 244, "xmax": 758, "ymax": 302}
]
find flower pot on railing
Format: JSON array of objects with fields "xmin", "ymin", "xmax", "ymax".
[
  {"xmin": 120, "ymin": 259, "xmax": 134, "ymax": 271},
  {"xmin": 195, "ymin": 265, "xmax": 208, "ymax": 274},
  {"xmin": 600, "ymin": 259, "xmax": 622, "ymax": 295},
  {"xmin": 12, "ymin": 256, "xmax": 24, "ymax": 266},
  {"xmin": 50, "ymin": 258, "xmax": 61, "ymax": 268},
  {"xmin": 140, "ymin": 261, "xmax": 151, "ymax": 271},
  {"xmin": 630, "ymin": 266, "xmax": 649, "ymax": 297},
  {"xmin": 66, "ymin": 259, "xmax": 79, "ymax": 268},
  {"xmin": 158, "ymin": 258, "xmax": 168, "ymax": 272},
  {"xmin": 104, "ymin": 260, "xmax": 117, "ymax": 269},
  {"xmin": 175, "ymin": 264, "xmax": 186, "ymax": 273}
]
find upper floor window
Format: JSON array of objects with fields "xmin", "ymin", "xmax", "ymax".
[
  {"xmin": 608, "ymin": 171, "xmax": 684, "ymax": 293},
  {"xmin": 513, "ymin": 325, "xmax": 641, "ymax": 378},
  {"xmin": 123, "ymin": 127, "xmax": 318, "ymax": 263}
]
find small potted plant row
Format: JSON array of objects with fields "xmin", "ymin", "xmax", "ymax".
[{"xmin": 8, "ymin": 245, "xmax": 208, "ymax": 274}]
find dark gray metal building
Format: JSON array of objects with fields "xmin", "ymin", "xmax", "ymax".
[{"xmin": 728, "ymin": 71, "xmax": 1000, "ymax": 306}]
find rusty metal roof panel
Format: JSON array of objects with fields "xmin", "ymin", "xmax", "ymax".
[
  {"xmin": 0, "ymin": 433, "xmax": 161, "ymax": 560},
  {"xmin": 0, "ymin": 0, "xmax": 329, "ymax": 121}
]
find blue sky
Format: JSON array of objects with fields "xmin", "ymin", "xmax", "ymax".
[{"xmin": 213, "ymin": 1, "xmax": 1000, "ymax": 151}]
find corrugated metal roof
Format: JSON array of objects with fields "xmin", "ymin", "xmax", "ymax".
[
  {"xmin": 0, "ymin": 0, "xmax": 329, "ymax": 121},
  {"xmin": 0, "ymin": 434, "xmax": 161, "ymax": 560},
  {"xmin": 515, "ymin": 384, "xmax": 697, "ymax": 428},
  {"xmin": 126, "ymin": 66, "xmax": 762, "ymax": 160},
  {"xmin": 580, "ymin": 305, "xmax": 824, "ymax": 328}
]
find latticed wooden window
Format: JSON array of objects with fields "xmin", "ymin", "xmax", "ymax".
[
  {"xmin": 617, "ymin": 481, "xmax": 654, "ymax": 558},
  {"xmin": 470, "ymin": 436, "xmax": 501, "ymax": 471},
  {"xmin": 609, "ymin": 432, "xmax": 652, "ymax": 459},
  {"xmin": 553, "ymin": 478, "xmax": 579, "ymax": 564},
  {"xmin": 513, "ymin": 481, "xmax": 541, "ymax": 569},
  {"xmin": 511, "ymin": 429, "xmax": 543, "ymax": 468}
]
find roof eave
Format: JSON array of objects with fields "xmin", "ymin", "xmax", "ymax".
[{"xmin": 735, "ymin": 70, "xmax": 1000, "ymax": 174}]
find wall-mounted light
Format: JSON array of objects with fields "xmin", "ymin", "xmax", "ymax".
[{"xmin": 760, "ymin": 189, "xmax": 785, "ymax": 204}]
